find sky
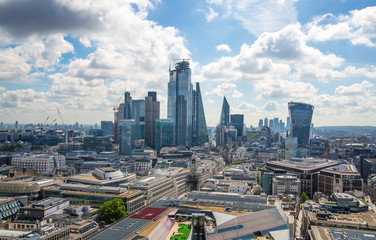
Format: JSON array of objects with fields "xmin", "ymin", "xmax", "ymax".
[{"xmin": 0, "ymin": 0, "xmax": 375, "ymax": 127}]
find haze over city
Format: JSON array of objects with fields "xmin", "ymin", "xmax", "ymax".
[{"xmin": 0, "ymin": 0, "xmax": 375, "ymax": 126}]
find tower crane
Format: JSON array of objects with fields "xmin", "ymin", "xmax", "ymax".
[{"xmin": 56, "ymin": 107, "xmax": 68, "ymax": 144}]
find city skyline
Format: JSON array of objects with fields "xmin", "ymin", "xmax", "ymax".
[{"xmin": 0, "ymin": 1, "xmax": 376, "ymax": 127}]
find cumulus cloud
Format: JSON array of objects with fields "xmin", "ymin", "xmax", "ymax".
[
  {"xmin": 335, "ymin": 80, "xmax": 373, "ymax": 96},
  {"xmin": 216, "ymin": 44, "xmax": 231, "ymax": 52},
  {"xmin": 206, "ymin": 7, "xmax": 219, "ymax": 22},
  {"xmin": 205, "ymin": 82, "xmax": 243, "ymax": 98},
  {"xmin": 207, "ymin": 0, "xmax": 298, "ymax": 35},
  {"xmin": 307, "ymin": 6, "xmax": 376, "ymax": 47},
  {"xmin": 263, "ymin": 100, "xmax": 280, "ymax": 111},
  {"xmin": 344, "ymin": 66, "xmax": 376, "ymax": 79}
]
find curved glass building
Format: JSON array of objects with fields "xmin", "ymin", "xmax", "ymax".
[{"xmin": 288, "ymin": 102, "xmax": 314, "ymax": 148}]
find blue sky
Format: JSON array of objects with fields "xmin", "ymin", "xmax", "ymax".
[{"xmin": 0, "ymin": 0, "xmax": 375, "ymax": 127}]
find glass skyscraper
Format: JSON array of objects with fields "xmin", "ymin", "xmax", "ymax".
[
  {"xmin": 192, "ymin": 82, "xmax": 208, "ymax": 146},
  {"xmin": 131, "ymin": 99, "xmax": 145, "ymax": 140},
  {"xmin": 230, "ymin": 114, "xmax": 244, "ymax": 137},
  {"xmin": 288, "ymin": 102, "xmax": 314, "ymax": 148},
  {"xmin": 118, "ymin": 119, "xmax": 135, "ymax": 155},
  {"xmin": 101, "ymin": 121, "xmax": 114, "ymax": 137},
  {"xmin": 145, "ymin": 91, "xmax": 160, "ymax": 148},
  {"xmin": 155, "ymin": 119, "xmax": 174, "ymax": 151},
  {"xmin": 220, "ymin": 96, "xmax": 230, "ymax": 126},
  {"xmin": 168, "ymin": 60, "xmax": 193, "ymax": 147}
]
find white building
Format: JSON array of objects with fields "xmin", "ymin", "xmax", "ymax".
[
  {"xmin": 272, "ymin": 175, "xmax": 301, "ymax": 196},
  {"xmin": 11, "ymin": 154, "xmax": 66, "ymax": 175},
  {"xmin": 228, "ymin": 182, "xmax": 249, "ymax": 194}
]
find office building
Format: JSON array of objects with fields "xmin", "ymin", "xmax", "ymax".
[
  {"xmin": 123, "ymin": 91, "xmax": 132, "ymax": 119},
  {"xmin": 266, "ymin": 158, "xmax": 341, "ymax": 197},
  {"xmin": 272, "ymin": 175, "xmax": 301, "ymax": 196},
  {"xmin": 0, "ymin": 177, "xmax": 62, "ymax": 198},
  {"xmin": 288, "ymin": 102, "xmax": 314, "ymax": 148},
  {"xmin": 83, "ymin": 136, "xmax": 112, "ymax": 153},
  {"xmin": 100, "ymin": 121, "xmax": 114, "ymax": 137},
  {"xmin": 269, "ymin": 119, "xmax": 274, "ymax": 129},
  {"xmin": 145, "ymin": 92, "xmax": 160, "ymax": 148},
  {"xmin": 360, "ymin": 158, "xmax": 376, "ymax": 181},
  {"xmin": 258, "ymin": 119, "xmax": 263, "ymax": 128},
  {"xmin": 220, "ymin": 96, "xmax": 230, "ymax": 126},
  {"xmin": 192, "ymin": 82, "xmax": 208, "ymax": 146},
  {"xmin": 231, "ymin": 114, "xmax": 244, "ymax": 137},
  {"xmin": 155, "ymin": 119, "xmax": 174, "ymax": 151},
  {"xmin": 264, "ymin": 117, "xmax": 268, "ymax": 127},
  {"xmin": 17, "ymin": 198, "xmax": 69, "ymax": 220},
  {"xmin": 0, "ymin": 197, "xmax": 22, "ymax": 221},
  {"xmin": 118, "ymin": 119, "xmax": 135, "ymax": 155},
  {"xmin": 132, "ymin": 99, "xmax": 145, "ymax": 140},
  {"xmin": 318, "ymin": 164, "xmax": 362, "ymax": 196},
  {"xmin": 11, "ymin": 154, "xmax": 66, "ymax": 175},
  {"xmin": 168, "ymin": 60, "xmax": 193, "ymax": 147},
  {"xmin": 286, "ymin": 116, "xmax": 290, "ymax": 131},
  {"xmin": 88, "ymin": 129, "xmax": 103, "ymax": 136}
]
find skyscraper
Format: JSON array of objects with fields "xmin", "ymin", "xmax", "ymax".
[
  {"xmin": 264, "ymin": 117, "xmax": 268, "ymax": 127},
  {"xmin": 168, "ymin": 60, "xmax": 193, "ymax": 147},
  {"xmin": 231, "ymin": 114, "xmax": 244, "ymax": 137},
  {"xmin": 258, "ymin": 119, "xmax": 263, "ymax": 128},
  {"xmin": 118, "ymin": 119, "xmax": 135, "ymax": 155},
  {"xmin": 192, "ymin": 82, "xmax": 208, "ymax": 146},
  {"xmin": 132, "ymin": 99, "xmax": 145, "ymax": 140},
  {"xmin": 155, "ymin": 119, "xmax": 174, "ymax": 151},
  {"xmin": 220, "ymin": 96, "xmax": 230, "ymax": 126},
  {"xmin": 288, "ymin": 102, "xmax": 314, "ymax": 148},
  {"xmin": 145, "ymin": 92, "xmax": 160, "ymax": 148},
  {"xmin": 101, "ymin": 121, "xmax": 114, "ymax": 136},
  {"xmin": 124, "ymin": 91, "xmax": 132, "ymax": 119}
]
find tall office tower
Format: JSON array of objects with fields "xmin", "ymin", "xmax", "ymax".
[
  {"xmin": 155, "ymin": 119, "xmax": 174, "ymax": 151},
  {"xmin": 124, "ymin": 91, "xmax": 132, "ymax": 119},
  {"xmin": 132, "ymin": 99, "xmax": 145, "ymax": 140},
  {"xmin": 269, "ymin": 119, "xmax": 274, "ymax": 129},
  {"xmin": 101, "ymin": 121, "xmax": 114, "ymax": 137},
  {"xmin": 286, "ymin": 116, "xmax": 291, "ymax": 131},
  {"xmin": 168, "ymin": 60, "xmax": 193, "ymax": 147},
  {"xmin": 145, "ymin": 92, "xmax": 160, "ymax": 148},
  {"xmin": 192, "ymin": 82, "xmax": 209, "ymax": 146},
  {"xmin": 118, "ymin": 119, "xmax": 135, "ymax": 155},
  {"xmin": 274, "ymin": 117, "xmax": 279, "ymax": 132},
  {"xmin": 15, "ymin": 121, "xmax": 18, "ymax": 129},
  {"xmin": 264, "ymin": 117, "xmax": 268, "ymax": 127},
  {"xmin": 114, "ymin": 111, "xmax": 119, "ymax": 143},
  {"xmin": 288, "ymin": 102, "xmax": 314, "ymax": 148},
  {"xmin": 220, "ymin": 96, "xmax": 230, "ymax": 126},
  {"xmin": 258, "ymin": 119, "xmax": 263, "ymax": 128},
  {"xmin": 231, "ymin": 114, "xmax": 244, "ymax": 137}
]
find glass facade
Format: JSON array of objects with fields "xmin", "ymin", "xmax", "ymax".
[
  {"xmin": 288, "ymin": 102, "xmax": 314, "ymax": 148},
  {"xmin": 118, "ymin": 119, "xmax": 135, "ymax": 155},
  {"xmin": 168, "ymin": 60, "xmax": 193, "ymax": 147},
  {"xmin": 230, "ymin": 114, "xmax": 244, "ymax": 137},
  {"xmin": 101, "ymin": 121, "xmax": 114, "ymax": 137},
  {"xmin": 155, "ymin": 119, "xmax": 174, "ymax": 151},
  {"xmin": 124, "ymin": 91, "xmax": 132, "ymax": 119},
  {"xmin": 192, "ymin": 82, "xmax": 209, "ymax": 146},
  {"xmin": 131, "ymin": 99, "xmax": 145, "ymax": 140},
  {"xmin": 145, "ymin": 92, "xmax": 160, "ymax": 148},
  {"xmin": 220, "ymin": 96, "xmax": 230, "ymax": 126}
]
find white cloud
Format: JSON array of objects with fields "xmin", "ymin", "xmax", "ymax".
[
  {"xmin": 335, "ymin": 80, "xmax": 373, "ymax": 96},
  {"xmin": 205, "ymin": 82, "xmax": 243, "ymax": 98},
  {"xmin": 307, "ymin": 6, "xmax": 376, "ymax": 47},
  {"xmin": 263, "ymin": 100, "xmax": 280, "ymax": 111},
  {"xmin": 206, "ymin": 7, "xmax": 219, "ymax": 22},
  {"xmin": 207, "ymin": 0, "xmax": 298, "ymax": 35},
  {"xmin": 216, "ymin": 44, "xmax": 231, "ymax": 52},
  {"xmin": 344, "ymin": 66, "xmax": 376, "ymax": 78}
]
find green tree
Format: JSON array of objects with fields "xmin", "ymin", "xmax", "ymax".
[
  {"xmin": 30, "ymin": 145, "xmax": 42, "ymax": 151},
  {"xmin": 98, "ymin": 198, "xmax": 129, "ymax": 224},
  {"xmin": 300, "ymin": 192, "xmax": 308, "ymax": 203}
]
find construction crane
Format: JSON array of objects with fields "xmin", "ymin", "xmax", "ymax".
[
  {"xmin": 43, "ymin": 116, "xmax": 49, "ymax": 126},
  {"xmin": 45, "ymin": 119, "xmax": 56, "ymax": 128},
  {"xmin": 56, "ymin": 107, "xmax": 68, "ymax": 144},
  {"xmin": 323, "ymin": 140, "xmax": 340, "ymax": 159}
]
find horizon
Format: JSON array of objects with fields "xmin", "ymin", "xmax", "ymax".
[{"xmin": 0, "ymin": 1, "xmax": 375, "ymax": 127}]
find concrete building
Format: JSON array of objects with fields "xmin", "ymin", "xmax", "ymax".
[
  {"xmin": 17, "ymin": 198, "xmax": 69, "ymax": 220},
  {"xmin": 266, "ymin": 158, "xmax": 342, "ymax": 197},
  {"xmin": 318, "ymin": 163, "xmax": 363, "ymax": 196},
  {"xmin": 272, "ymin": 175, "xmax": 301, "ymax": 196},
  {"xmin": 11, "ymin": 153, "xmax": 66, "ymax": 175}
]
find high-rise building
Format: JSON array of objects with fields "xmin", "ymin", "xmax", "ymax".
[
  {"xmin": 288, "ymin": 102, "xmax": 314, "ymax": 148},
  {"xmin": 118, "ymin": 119, "xmax": 135, "ymax": 155},
  {"xmin": 258, "ymin": 119, "xmax": 263, "ymax": 128},
  {"xmin": 286, "ymin": 116, "xmax": 291, "ymax": 131},
  {"xmin": 273, "ymin": 117, "xmax": 279, "ymax": 132},
  {"xmin": 231, "ymin": 114, "xmax": 244, "ymax": 137},
  {"xmin": 145, "ymin": 92, "xmax": 160, "ymax": 148},
  {"xmin": 124, "ymin": 91, "xmax": 132, "ymax": 119},
  {"xmin": 101, "ymin": 121, "xmax": 114, "ymax": 137},
  {"xmin": 264, "ymin": 117, "xmax": 268, "ymax": 127},
  {"xmin": 269, "ymin": 119, "xmax": 274, "ymax": 129},
  {"xmin": 168, "ymin": 60, "xmax": 193, "ymax": 147},
  {"xmin": 15, "ymin": 121, "xmax": 18, "ymax": 129},
  {"xmin": 155, "ymin": 119, "xmax": 174, "ymax": 151},
  {"xmin": 220, "ymin": 97, "xmax": 230, "ymax": 126},
  {"xmin": 192, "ymin": 82, "xmax": 208, "ymax": 146},
  {"xmin": 131, "ymin": 99, "xmax": 145, "ymax": 140}
]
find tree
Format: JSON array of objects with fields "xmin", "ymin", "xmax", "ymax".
[
  {"xmin": 300, "ymin": 192, "xmax": 308, "ymax": 203},
  {"xmin": 98, "ymin": 198, "xmax": 129, "ymax": 224},
  {"xmin": 30, "ymin": 145, "xmax": 42, "ymax": 151}
]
